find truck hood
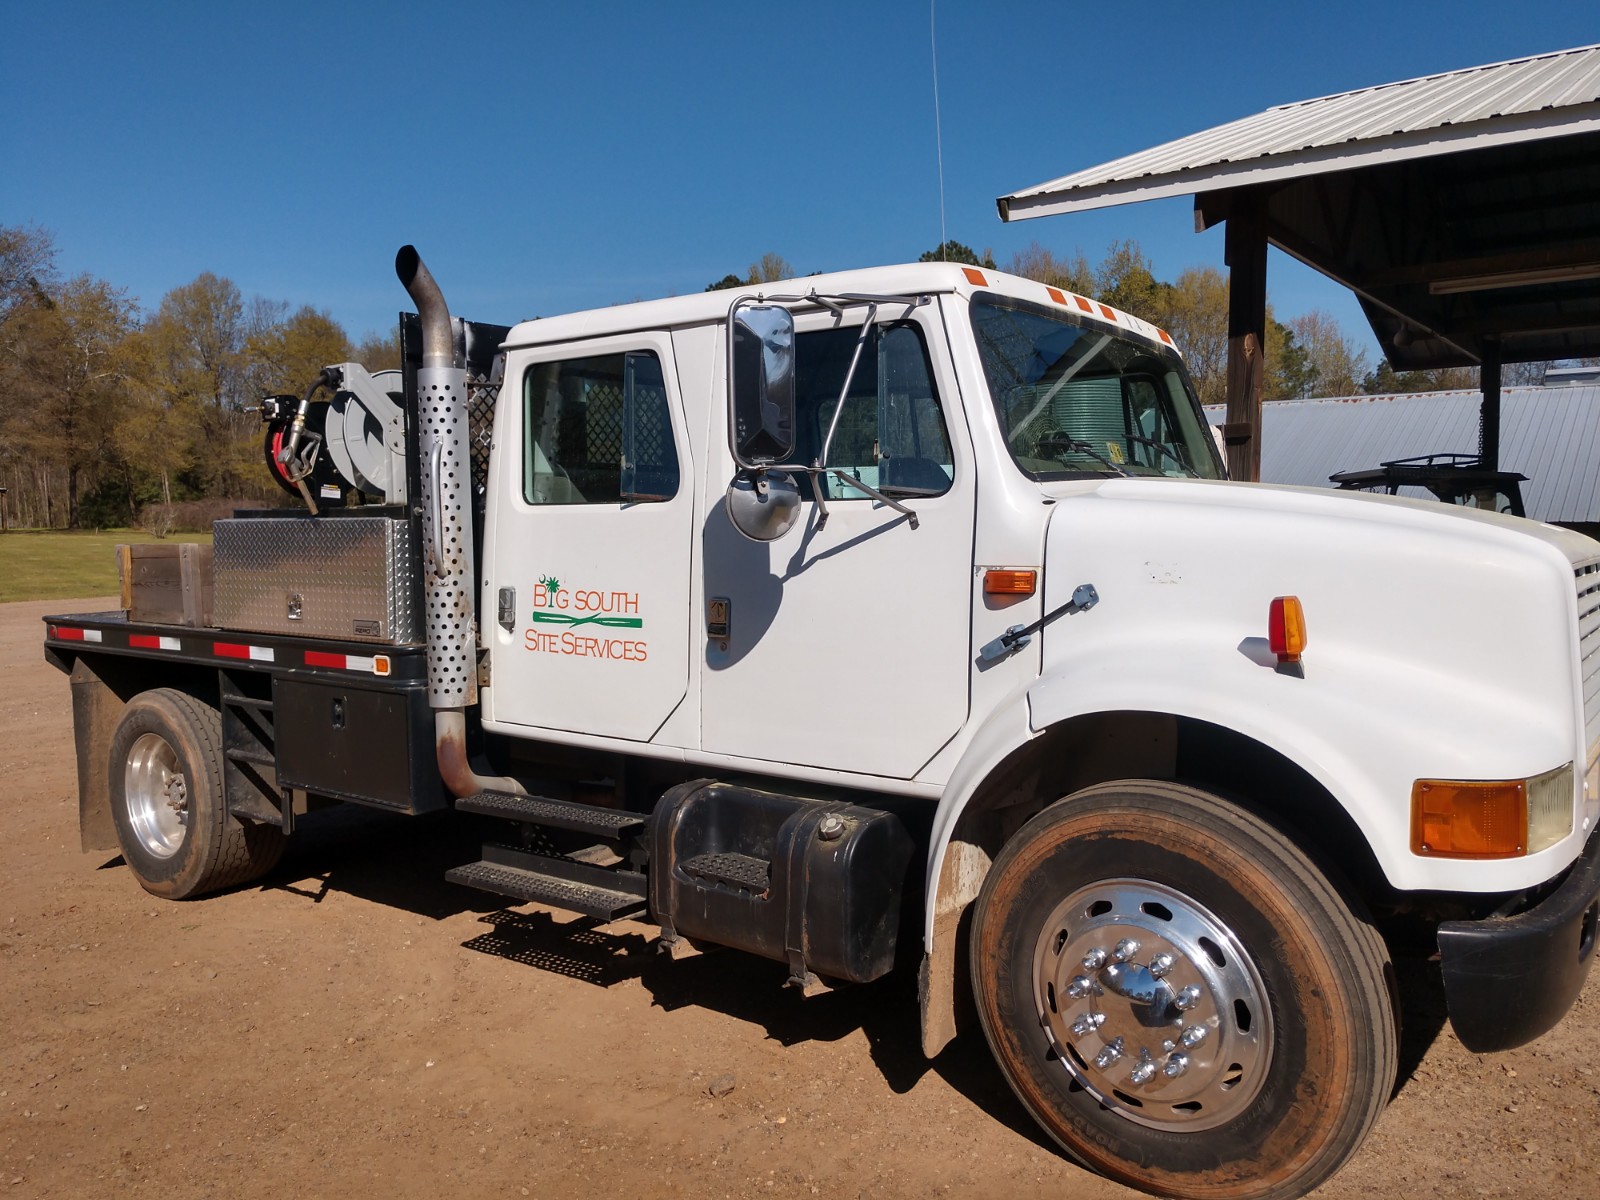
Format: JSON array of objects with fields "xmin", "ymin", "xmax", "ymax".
[
  {"xmin": 1038, "ymin": 476, "xmax": 1600, "ymax": 570},
  {"xmin": 1032, "ymin": 475, "xmax": 1600, "ymax": 892}
]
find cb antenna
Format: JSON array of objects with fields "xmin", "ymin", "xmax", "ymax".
[{"xmin": 930, "ymin": 0, "xmax": 948, "ymax": 260}]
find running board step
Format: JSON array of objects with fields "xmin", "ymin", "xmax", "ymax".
[
  {"xmin": 445, "ymin": 843, "xmax": 647, "ymax": 922},
  {"xmin": 456, "ymin": 790, "xmax": 646, "ymax": 839}
]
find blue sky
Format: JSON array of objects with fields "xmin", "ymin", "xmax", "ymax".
[{"xmin": 3, "ymin": 2, "xmax": 1594, "ymax": 357}]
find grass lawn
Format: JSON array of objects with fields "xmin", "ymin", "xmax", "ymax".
[{"xmin": 0, "ymin": 529, "xmax": 213, "ymax": 604}]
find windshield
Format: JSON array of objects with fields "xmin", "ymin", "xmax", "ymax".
[{"xmin": 970, "ymin": 296, "xmax": 1223, "ymax": 481}]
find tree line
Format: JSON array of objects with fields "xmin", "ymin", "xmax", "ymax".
[
  {"xmin": 0, "ymin": 224, "xmax": 398, "ymax": 531},
  {"xmin": 1, "ymin": 222, "xmax": 1559, "ymax": 531}
]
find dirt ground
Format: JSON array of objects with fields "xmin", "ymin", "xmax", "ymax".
[{"xmin": 2, "ymin": 597, "xmax": 1597, "ymax": 1200}]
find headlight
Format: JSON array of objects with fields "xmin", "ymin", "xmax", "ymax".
[{"xmin": 1411, "ymin": 763, "xmax": 1574, "ymax": 859}]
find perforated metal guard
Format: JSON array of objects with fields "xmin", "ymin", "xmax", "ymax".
[
  {"xmin": 465, "ymin": 375, "xmax": 500, "ymax": 510},
  {"xmin": 418, "ymin": 365, "xmax": 477, "ymax": 707}
]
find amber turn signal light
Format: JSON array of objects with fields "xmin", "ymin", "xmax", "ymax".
[
  {"xmin": 1268, "ymin": 596, "xmax": 1307, "ymax": 663},
  {"xmin": 1411, "ymin": 779, "xmax": 1527, "ymax": 858},
  {"xmin": 984, "ymin": 570, "xmax": 1037, "ymax": 596}
]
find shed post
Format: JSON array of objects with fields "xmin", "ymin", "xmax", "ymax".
[
  {"xmin": 1478, "ymin": 340, "xmax": 1502, "ymax": 472},
  {"xmin": 1223, "ymin": 190, "xmax": 1268, "ymax": 482}
]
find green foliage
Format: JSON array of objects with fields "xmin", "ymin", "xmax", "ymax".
[
  {"xmin": 919, "ymin": 241, "xmax": 997, "ymax": 269},
  {"xmin": 704, "ymin": 254, "xmax": 796, "ymax": 292},
  {"xmin": 1094, "ymin": 240, "xmax": 1167, "ymax": 319},
  {"xmin": 0, "ymin": 223, "xmax": 371, "ymax": 531},
  {"xmin": 353, "ymin": 327, "xmax": 402, "ymax": 373},
  {"xmin": 1362, "ymin": 361, "xmax": 1479, "ymax": 394}
]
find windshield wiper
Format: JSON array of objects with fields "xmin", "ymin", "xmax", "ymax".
[
  {"xmin": 1038, "ymin": 435, "xmax": 1131, "ymax": 477},
  {"xmin": 1127, "ymin": 433, "xmax": 1192, "ymax": 474}
]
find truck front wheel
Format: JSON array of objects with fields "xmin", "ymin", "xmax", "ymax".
[
  {"xmin": 109, "ymin": 688, "xmax": 286, "ymax": 899},
  {"xmin": 971, "ymin": 780, "xmax": 1396, "ymax": 1200}
]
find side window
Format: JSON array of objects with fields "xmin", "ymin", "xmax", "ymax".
[
  {"xmin": 793, "ymin": 322, "xmax": 953, "ymax": 499},
  {"xmin": 522, "ymin": 350, "xmax": 680, "ymax": 505}
]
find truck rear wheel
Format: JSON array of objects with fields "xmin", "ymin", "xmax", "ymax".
[
  {"xmin": 971, "ymin": 780, "xmax": 1396, "ymax": 1200},
  {"xmin": 109, "ymin": 688, "xmax": 286, "ymax": 899}
]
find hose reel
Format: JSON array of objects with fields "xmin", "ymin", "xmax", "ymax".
[{"xmin": 261, "ymin": 363, "xmax": 408, "ymax": 508}]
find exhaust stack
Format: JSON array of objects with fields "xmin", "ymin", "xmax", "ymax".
[{"xmin": 395, "ymin": 245, "xmax": 519, "ymax": 797}]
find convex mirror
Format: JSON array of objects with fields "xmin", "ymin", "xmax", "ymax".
[
  {"xmin": 730, "ymin": 303, "xmax": 795, "ymax": 465},
  {"xmin": 725, "ymin": 469, "xmax": 802, "ymax": 542}
]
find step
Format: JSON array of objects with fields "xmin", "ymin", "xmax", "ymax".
[
  {"xmin": 456, "ymin": 790, "xmax": 646, "ymax": 839},
  {"xmin": 445, "ymin": 843, "xmax": 647, "ymax": 922},
  {"xmin": 225, "ymin": 747, "xmax": 275, "ymax": 768},
  {"xmin": 682, "ymin": 852, "xmax": 771, "ymax": 896}
]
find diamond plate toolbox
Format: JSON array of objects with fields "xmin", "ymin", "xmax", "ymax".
[{"xmin": 213, "ymin": 516, "xmax": 421, "ymax": 644}]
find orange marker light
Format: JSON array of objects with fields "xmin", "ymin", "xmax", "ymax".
[
  {"xmin": 1268, "ymin": 596, "xmax": 1307, "ymax": 663},
  {"xmin": 1046, "ymin": 287, "xmax": 1067, "ymax": 306},
  {"xmin": 984, "ymin": 569, "xmax": 1037, "ymax": 596},
  {"xmin": 962, "ymin": 267, "xmax": 988, "ymax": 287},
  {"xmin": 1411, "ymin": 779, "xmax": 1527, "ymax": 858}
]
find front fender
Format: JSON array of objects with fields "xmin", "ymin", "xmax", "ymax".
[{"xmin": 925, "ymin": 630, "xmax": 1583, "ymax": 953}]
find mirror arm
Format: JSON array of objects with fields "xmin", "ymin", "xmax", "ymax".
[
  {"xmin": 822, "ymin": 468, "xmax": 919, "ymax": 530},
  {"xmin": 816, "ymin": 303, "xmax": 877, "ymax": 469}
]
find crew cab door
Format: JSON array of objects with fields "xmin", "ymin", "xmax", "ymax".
[
  {"xmin": 482, "ymin": 332, "xmax": 693, "ymax": 742},
  {"xmin": 699, "ymin": 304, "xmax": 974, "ymax": 778}
]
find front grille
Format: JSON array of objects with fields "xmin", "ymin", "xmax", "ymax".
[{"xmin": 1576, "ymin": 561, "xmax": 1600, "ymax": 754}]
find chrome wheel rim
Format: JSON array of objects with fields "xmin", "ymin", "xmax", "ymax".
[
  {"xmin": 124, "ymin": 732, "xmax": 189, "ymax": 859},
  {"xmin": 1031, "ymin": 877, "xmax": 1273, "ymax": 1131}
]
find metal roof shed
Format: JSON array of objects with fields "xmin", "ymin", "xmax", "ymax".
[
  {"xmin": 1202, "ymin": 382, "xmax": 1600, "ymax": 535},
  {"xmin": 999, "ymin": 44, "xmax": 1600, "ymax": 482}
]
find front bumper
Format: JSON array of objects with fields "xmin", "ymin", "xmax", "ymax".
[{"xmin": 1437, "ymin": 829, "xmax": 1600, "ymax": 1052}]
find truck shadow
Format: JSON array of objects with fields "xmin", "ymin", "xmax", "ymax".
[
  {"xmin": 458, "ymin": 906, "xmax": 1054, "ymax": 1155},
  {"xmin": 262, "ymin": 806, "xmax": 522, "ymax": 921},
  {"xmin": 258, "ymin": 804, "xmax": 1453, "ymax": 1135}
]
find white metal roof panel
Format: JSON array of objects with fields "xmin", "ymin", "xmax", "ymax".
[
  {"xmin": 1001, "ymin": 43, "xmax": 1600, "ymax": 219},
  {"xmin": 1202, "ymin": 384, "xmax": 1600, "ymax": 523}
]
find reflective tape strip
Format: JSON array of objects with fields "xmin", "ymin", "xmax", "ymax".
[
  {"xmin": 50, "ymin": 626, "xmax": 103, "ymax": 643},
  {"xmin": 130, "ymin": 634, "xmax": 181, "ymax": 651},
  {"xmin": 305, "ymin": 650, "xmax": 392, "ymax": 676},
  {"xmin": 213, "ymin": 642, "xmax": 275, "ymax": 662}
]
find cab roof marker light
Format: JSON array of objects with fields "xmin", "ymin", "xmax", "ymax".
[
  {"xmin": 1097, "ymin": 303, "xmax": 1118, "ymax": 322},
  {"xmin": 1046, "ymin": 287, "xmax": 1067, "ymax": 306},
  {"xmin": 1074, "ymin": 296, "xmax": 1094, "ymax": 314},
  {"xmin": 1268, "ymin": 596, "xmax": 1307, "ymax": 663},
  {"xmin": 962, "ymin": 267, "xmax": 988, "ymax": 287},
  {"xmin": 1157, "ymin": 329, "xmax": 1174, "ymax": 346}
]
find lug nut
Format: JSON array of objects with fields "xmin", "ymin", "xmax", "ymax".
[
  {"xmin": 1112, "ymin": 938, "xmax": 1141, "ymax": 962},
  {"xmin": 1149, "ymin": 952, "xmax": 1175, "ymax": 978},
  {"xmin": 1071, "ymin": 1012, "xmax": 1107, "ymax": 1036},
  {"xmin": 1066, "ymin": 975, "xmax": 1093, "ymax": 999},
  {"xmin": 1174, "ymin": 984, "xmax": 1202, "ymax": 1012},
  {"xmin": 1129, "ymin": 1055, "xmax": 1157, "ymax": 1085},
  {"xmin": 1094, "ymin": 1037, "xmax": 1125, "ymax": 1070},
  {"xmin": 1181, "ymin": 1025, "xmax": 1208, "ymax": 1049},
  {"xmin": 1164, "ymin": 1053, "xmax": 1190, "ymax": 1078},
  {"xmin": 1081, "ymin": 947, "xmax": 1108, "ymax": 970}
]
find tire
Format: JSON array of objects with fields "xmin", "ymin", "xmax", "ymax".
[
  {"xmin": 971, "ymin": 780, "xmax": 1396, "ymax": 1200},
  {"xmin": 109, "ymin": 688, "xmax": 287, "ymax": 899}
]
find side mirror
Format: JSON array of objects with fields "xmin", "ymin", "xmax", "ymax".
[{"xmin": 729, "ymin": 304, "xmax": 795, "ymax": 466}]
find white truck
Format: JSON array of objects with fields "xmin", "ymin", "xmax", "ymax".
[{"xmin": 43, "ymin": 248, "xmax": 1600, "ymax": 1200}]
